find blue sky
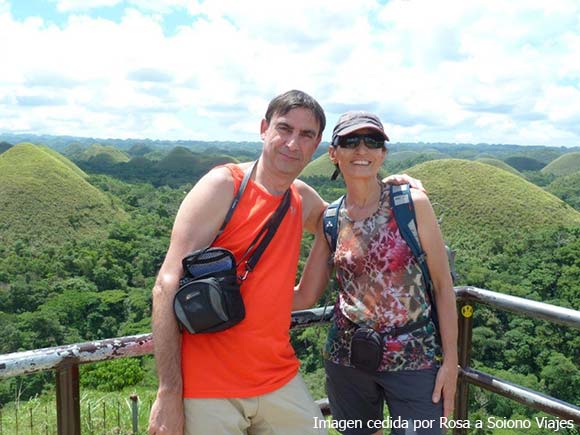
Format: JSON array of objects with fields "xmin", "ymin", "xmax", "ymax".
[{"xmin": 1, "ymin": 0, "xmax": 579, "ymax": 146}]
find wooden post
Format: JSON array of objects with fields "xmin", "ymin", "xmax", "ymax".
[{"xmin": 55, "ymin": 364, "xmax": 80, "ymax": 435}]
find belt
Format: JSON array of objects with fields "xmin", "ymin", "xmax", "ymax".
[{"xmin": 381, "ymin": 317, "xmax": 431, "ymax": 337}]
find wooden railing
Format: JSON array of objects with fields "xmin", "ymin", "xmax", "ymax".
[{"xmin": 1, "ymin": 286, "xmax": 579, "ymax": 434}]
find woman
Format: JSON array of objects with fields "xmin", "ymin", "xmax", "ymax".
[{"xmin": 293, "ymin": 111, "xmax": 458, "ymax": 435}]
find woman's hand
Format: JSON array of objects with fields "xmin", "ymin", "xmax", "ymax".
[
  {"xmin": 432, "ymin": 361, "xmax": 458, "ymax": 418},
  {"xmin": 382, "ymin": 173, "xmax": 425, "ymax": 192}
]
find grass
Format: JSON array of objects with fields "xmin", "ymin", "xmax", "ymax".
[{"xmin": 0, "ymin": 386, "xmax": 156, "ymax": 435}]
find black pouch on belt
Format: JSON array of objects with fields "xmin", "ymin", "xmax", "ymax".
[{"xmin": 349, "ymin": 317, "xmax": 431, "ymax": 372}]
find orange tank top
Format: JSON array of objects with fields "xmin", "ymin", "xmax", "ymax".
[{"xmin": 181, "ymin": 164, "xmax": 303, "ymax": 398}]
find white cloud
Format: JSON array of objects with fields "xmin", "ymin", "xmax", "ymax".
[
  {"xmin": 1, "ymin": 0, "xmax": 580, "ymax": 145},
  {"xmin": 53, "ymin": 0, "xmax": 122, "ymax": 12}
]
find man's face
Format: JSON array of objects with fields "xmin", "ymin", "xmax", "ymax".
[{"xmin": 260, "ymin": 108, "xmax": 322, "ymax": 179}]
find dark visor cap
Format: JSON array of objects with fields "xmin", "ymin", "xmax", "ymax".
[{"xmin": 331, "ymin": 111, "xmax": 389, "ymax": 146}]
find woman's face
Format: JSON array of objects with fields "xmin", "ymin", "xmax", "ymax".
[{"xmin": 329, "ymin": 127, "xmax": 387, "ymax": 181}]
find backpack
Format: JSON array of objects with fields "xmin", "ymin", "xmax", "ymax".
[{"xmin": 322, "ymin": 183, "xmax": 457, "ymax": 335}]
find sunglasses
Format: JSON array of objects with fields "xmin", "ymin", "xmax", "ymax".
[{"xmin": 335, "ymin": 134, "xmax": 386, "ymax": 149}]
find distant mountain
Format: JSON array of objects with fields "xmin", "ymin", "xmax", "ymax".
[
  {"xmin": 0, "ymin": 143, "xmax": 127, "ymax": 246},
  {"xmin": 405, "ymin": 159, "xmax": 580, "ymax": 255},
  {"xmin": 388, "ymin": 151, "xmax": 421, "ymax": 162},
  {"xmin": 541, "ymin": 152, "xmax": 580, "ymax": 177},
  {"xmin": 475, "ymin": 157, "xmax": 523, "ymax": 177}
]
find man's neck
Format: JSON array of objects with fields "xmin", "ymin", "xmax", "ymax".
[{"xmin": 253, "ymin": 159, "xmax": 295, "ymax": 196}]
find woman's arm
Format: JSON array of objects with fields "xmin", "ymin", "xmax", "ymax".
[{"xmin": 411, "ymin": 188, "xmax": 458, "ymax": 419}]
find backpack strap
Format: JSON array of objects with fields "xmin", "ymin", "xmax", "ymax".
[
  {"xmin": 389, "ymin": 184, "xmax": 440, "ymax": 334},
  {"xmin": 323, "ymin": 195, "xmax": 345, "ymax": 252}
]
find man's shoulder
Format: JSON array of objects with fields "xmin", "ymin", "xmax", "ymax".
[{"xmin": 292, "ymin": 178, "xmax": 318, "ymax": 199}]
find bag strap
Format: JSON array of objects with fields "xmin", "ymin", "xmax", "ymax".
[
  {"xmin": 322, "ymin": 195, "xmax": 345, "ymax": 252},
  {"xmin": 204, "ymin": 159, "xmax": 292, "ymax": 282},
  {"xmin": 182, "ymin": 161, "xmax": 258, "ymax": 271},
  {"xmin": 389, "ymin": 184, "xmax": 440, "ymax": 333},
  {"xmin": 237, "ymin": 188, "xmax": 291, "ymax": 281},
  {"xmin": 211, "ymin": 160, "xmax": 256, "ymax": 245}
]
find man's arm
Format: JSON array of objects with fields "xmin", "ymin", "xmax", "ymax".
[
  {"xmin": 292, "ymin": 222, "xmax": 332, "ymax": 310},
  {"xmin": 412, "ymin": 189, "xmax": 458, "ymax": 420},
  {"xmin": 148, "ymin": 167, "xmax": 234, "ymax": 435},
  {"xmin": 291, "ymin": 180, "xmax": 331, "ymax": 309}
]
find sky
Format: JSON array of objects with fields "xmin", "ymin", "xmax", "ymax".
[{"xmin": 0, "ymin": 0, "xmax": 579, "ymax": 147}]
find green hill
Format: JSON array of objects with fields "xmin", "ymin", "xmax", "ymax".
[
  {"xmin": 128, "ymin": 143, "xmax": 154, "ymax": 157},
  {"xmin": 300, "ymin": 153, "xmax": 336, "ymax": 178},
  {"xmin": 504, "ymin": 156, "xmax": 545, "ymax": 172},
  {"xmin": 38, "ymin": 145, "xmax": 88, "ymax": 179},
  {"xmin": 78, "ymin": 144, "xmax": 130, "ymax": 163},
  {"xmin": 475, "ymin": 157, "xmax": 523, "ymax": 176},
  {"xmin": 546, "ymin": 171, "xmax": 580, "ymax": 211},
  {"xmin": 0, "ymin": 143, "xmax": 126, "ymax": 246},
  {"xmin": 541, "ymin": 152, "xmax": 580, "ymax": 177},
  {"xmin": 157, "ymin": 146, "xmax": 200, "ymax": 172},
  {"xmin": 405, "ymin": 159, "xmax": 580, "ymax": 255},
  {"xmin": 521, "ymin": 149, "xmax": 564, "ymax": 165},
  {"xmin": 301, "ymin": 153, "xmax": 388, "ymax": 179}
]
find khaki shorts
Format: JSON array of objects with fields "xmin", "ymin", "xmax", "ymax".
[{"xmin": 184, "ymin": 373, "xmax": 327, "ymax": 435}]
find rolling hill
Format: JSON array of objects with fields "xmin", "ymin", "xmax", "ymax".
[
  {"xmin": 0, "ymin": 143, "xmax": 127, "ymax": 246},
  {"xmin": 301, "ymin": 153, "xmax": 389, "ymax": 179},
  {"xmin": 405, "ymin": 159, "xmax": 580, "ymax": 255},
  {"xmin": 475, "ymin": 157, "xmax": 523, "ymax": 177},
  {"xmin": 300, "ymin": 153, "xmax": 336, "ymax": 178},
  {"xmin": 541, "ymin": 152, "xmax": 580, "ymax": 177},
  {"xmin": 70, "ymin": 144, "xmax": 131, "ymax": 163}
]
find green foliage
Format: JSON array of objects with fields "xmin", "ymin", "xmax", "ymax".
[
  {"xmin": 504, "ymin": 156, "xmax": 545, "ymax": 172},
  {"xmin": 540, "ymin": 353, "xmax": 580, "ymax": 403},
  {"xmin": 523, "ymin": 170, "xmax": 556, "ymax": 187},
  {"xmin": 80, "ymin": 358, "xmax": 145, "ymax": 391},
  {"xmin": 547, "ymin": 171, "xmax": 580, "ymax": 210}
]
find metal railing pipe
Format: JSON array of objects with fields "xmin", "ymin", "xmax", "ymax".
[
  {"xmin": 461, "ymin": 367, "xmax": 580, "ymax": 424},
  {"xmin": 456, "ymin": 286, "xmax": 580, "ymax": 329}
]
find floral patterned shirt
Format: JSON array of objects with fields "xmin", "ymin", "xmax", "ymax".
[{"xmin": 323, "ymin": 182, "xmax": 441, "ymax": 371}]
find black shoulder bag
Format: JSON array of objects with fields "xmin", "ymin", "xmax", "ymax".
[{"xmin": 173, "ymin": 161, "xmax": 291, "ymax": 334}]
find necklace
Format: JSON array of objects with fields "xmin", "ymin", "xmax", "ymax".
[{"xmin": 344, "ymin": 182, "xmax": 382, "ymax": 222}]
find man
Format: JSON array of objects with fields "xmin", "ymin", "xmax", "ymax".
[{"xmin": 148, "ymin": 90, "xmax": 421, "ymax": 435}]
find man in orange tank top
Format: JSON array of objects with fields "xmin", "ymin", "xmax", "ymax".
[{"xmin": 148, "ymin": 90, "xmax": 423, "ymax": 435}]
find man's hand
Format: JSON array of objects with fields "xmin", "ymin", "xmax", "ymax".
[
  {"xmin": 148, "ymin": 390, "xmax": 184, "ymax": 435},
  {"xmin": 382, "ymin": 173, "xmax": 425, "ymax": 192},
  {"xmin": 432, "ymin": 362, "xmax": 458, "ymax": 419}
]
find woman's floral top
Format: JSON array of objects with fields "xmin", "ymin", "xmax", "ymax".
[{"xmin": 323, "ymin": 182, "xmax": 441, "ymax": 371}]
